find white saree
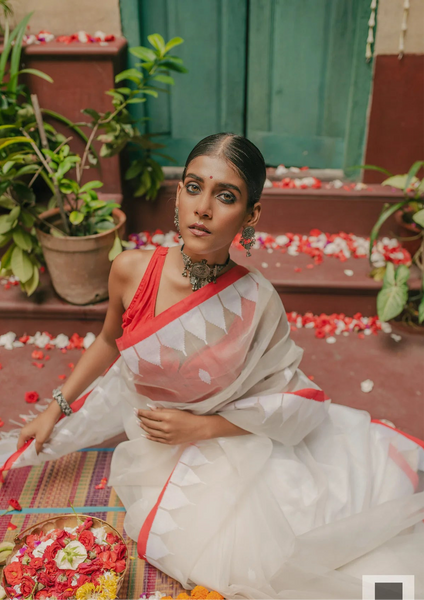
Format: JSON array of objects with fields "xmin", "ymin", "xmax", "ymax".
[{"xmin": 1, "ymin": 265, "xmax": 423, "ymax": 599}]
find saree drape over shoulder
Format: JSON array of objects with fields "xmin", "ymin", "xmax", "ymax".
[{"xmin": 1, "ymin": 247, "xmax": 424, "ymax": 599}]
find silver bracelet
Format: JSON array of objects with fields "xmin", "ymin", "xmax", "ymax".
[{"xmin": 52, "ymin": 387, "xmax": 73, "ymax": 417}]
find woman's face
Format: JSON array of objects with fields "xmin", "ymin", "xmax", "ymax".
[{"xmin": 176, "ymin": 155, "xmax": 261, "ymax": 261}]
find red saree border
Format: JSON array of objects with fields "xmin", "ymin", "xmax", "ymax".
[
  {"xmin": 371, "ymin": 419, "xmax": 424, "ymax": 450},
  {"xmin": 290, "ymin": 388, "xmax": 330, "ymax": 402},
  {"xmin": 137, "ymin": 461, "xmax": 179, "ymax": 560},
  {"xmin": 116, "ymin": 264, "xmax": 250, "ymax": 351},
  {"xmin": 0, "ymin": 357, "xmax": 119, "ymax": 483}
]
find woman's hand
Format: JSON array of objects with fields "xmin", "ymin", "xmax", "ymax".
[
  {"xmin": 17, "ymin": 402, "xmax": 62, "ymax": 454},
  {"xmin": 136, "ymin": 407, "xmax": 210, "ymax": 445}
]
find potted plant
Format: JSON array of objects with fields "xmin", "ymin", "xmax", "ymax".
[
  {"xmin": 361, "ymin": 161, "xmax": 424, "ymax": 327},
  {"xmin": 1, "ymin": 17, "xmax": 186, "ymax": 303}
]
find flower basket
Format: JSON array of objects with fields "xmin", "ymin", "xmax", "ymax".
[{"xmin": 2, "ymin": 514, "xmax": 128, "ymax": 600}]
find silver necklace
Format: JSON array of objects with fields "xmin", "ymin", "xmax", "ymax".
[{"xmin": 180, "ymin": 244, "xmax": 230, "ymax": 291}]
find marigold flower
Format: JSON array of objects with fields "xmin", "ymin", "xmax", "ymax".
[
  {"xmin": 176, "ymin": 594, "xmax": 191, "ymax": 599},
  {"xmin": 206, "ymin": 593, "xmax": 224, "ymax": 599},
  {"xmin": 191, "ymin": 586, "xmax": 210, "ymax": 599}
]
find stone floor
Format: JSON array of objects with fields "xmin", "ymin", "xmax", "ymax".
[{"xmin": 1, "ymin": 323, "xmax": 423, "ymax": 444}]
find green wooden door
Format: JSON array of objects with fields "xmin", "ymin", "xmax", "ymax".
[
  {"xmin": 246, "ymin": 0, "xmax": 373, "ymax": 170},
  {"xmin": 120, "ymin": 0, "xmax": 247, "ymax": 165},
  {"xmin": 120, "ymin": 0, "xmax": 373, "ymax": 170}
]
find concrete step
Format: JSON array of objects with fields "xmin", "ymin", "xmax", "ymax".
[
  {"xmin": 123, "ymin": 182, "xmax": 404, "ymax": 237},
  {"xmin": 0, "ymin": 244, "xmax": 421, "ymax": 330}
]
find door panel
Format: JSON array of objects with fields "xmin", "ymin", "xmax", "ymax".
[
  {"xmin": 246, "ymin": 0, "xmax": 371, "ymax": 168},
  {"xmin": 136, "ymin": 0, "xmax": 247, "ymax": 165}
]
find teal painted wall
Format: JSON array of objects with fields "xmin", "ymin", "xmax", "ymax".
[{"xmin": 120, "ymin": 0, "xmax": 374, "ymax": 170}]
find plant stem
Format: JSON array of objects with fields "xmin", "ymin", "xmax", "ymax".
[
  {"xmin": 78, "ymin": 121, "xmax": 99, "ymax": 184},
  {"xmin": 20, "ymin": 127, "xmax": 70, "ymax": 235},
  {"xmin": 28, "ymin": 136, "xmax": 73, "ymax": 188}
]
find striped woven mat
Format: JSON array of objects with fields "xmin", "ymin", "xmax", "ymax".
[{"xmin": 0, "ymin": 449, "xmax": 186, "ymax": 599}]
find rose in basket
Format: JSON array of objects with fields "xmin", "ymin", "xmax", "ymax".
[{"xmin": 1, "ymin": 514, "xmax": 128, "ymax": 600}]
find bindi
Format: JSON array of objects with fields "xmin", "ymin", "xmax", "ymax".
[{"xmin": 210, "ymin": 176, "xmax": 213, "ymax": 179}]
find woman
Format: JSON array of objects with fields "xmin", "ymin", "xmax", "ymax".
[{"xmin": 1, "ymin": 134, "xmax": 423, "ymax": 599}]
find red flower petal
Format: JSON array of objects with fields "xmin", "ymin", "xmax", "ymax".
[
  {"xmin": 9, "ymin": 498, "xmax": 22, "ymax": 511},
  {"xmin": 45, "ymin": 355, "xmax": 51, "ymax": 361},
  {"xmin": 31, "ymin": 350, "xmax": 44, "ymax": 360},
  {"xmin": 32, "ymin": 362, "xmax": 44, "ymax": 369},
  {"xmin": 25, "ymin": 391, "xmax": 40, "ymax": 403},
  {"xmin": 0, "ymin": 419, "xmax": 4, "ymax": 427},
  {"xmin": 58, "ymin": 374, "xmax": 67, "ymax": 380}
]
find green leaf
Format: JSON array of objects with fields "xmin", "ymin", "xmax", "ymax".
[
  {"xmin": 418, "ymin": 297, "xmax": 424, "ymax": 324},
  {"xmin": 95, "ymin": 220, "xmax": 116, "ymax": 231},
  {"xmin": 412, "ymin": 209, "xmax": 424, "ymax": 228},
  {"xmin": 69, "ymin": 211, "xmax": 84, "ymax": 225},
  {"xmin": 94, "ymin": 203, "xmax": 120, "ymax": 217},
  {"xmin": 0, "ymin": 206, "xmax": 20, "ymax": 233},
  {"xmin": 126, "ymin": 98, "xmax": 146, "ymax": 104},
  {"xmin": 20, "ymin": 211, "xmax": 36, "ymax": 228},
  {"xmin": 346, "ymin": 164, "xmax": 393, "ymax": 177},
  {"xmin": 129, "ymin": 46, "xmax": 157, "ymax": 62},
  {"xmin": 114, "ymin": 68, "xmax": 143, "ymax": 84},
  {"xmin": 134, "ymin": 170, "xmax": 151, "ymax": 197},
  {"xmin": 0, "ymin": 196, "xmax": 15, "ymax": 209},
  {"xmin": 0, "ymin": 232, "xmax": 12, "ymax": 247},
  {"xmin": 368, "ymin": 199, "xmax": 412, "ymax": 260},
  {"xmin": 22, "ymin": 264, "xmax": 40, "ymax": 296},
  {"xmin": 15, "ymin": 68, "xmax": 53, "ymax": 83},
  {"xmin": 377, "ymin": 284, "xmax": 408, "ymax": 322},
  {"xmin": 147, "ymin": 34, "xmax": 165, "ymax": 54},
  {"xmin": 12, "ymin": 181, "xmax": 36, "ymax": 203},
  {"xmin": 382, "ymin": 175, "xmax": 412, "ymax": 190},
  {"xmin": 404, "ymin": 161, "xmax": 424, "ymax": 192},
  {"xmin": 108, "ymin": 233, "xmax": 123, "ymax": 261},
  {"xmin": 125, "ymin": 161, "xmax": 144, "ymax": 180},
  {"xmin": 3, "ymin": 161, "xmax": 16, "ymax": 174},
  {"xmin": 79, "ymin": 180, "xmax": 103, "ymax": 194},
  {"xmin": 115, "ymin": 87, "xmax": 132, "ymax": 94},
  {"xmin": 13, "ymin": 227, "xmax": 33, "ymax": 251},
  {"xmin": 11, "ymin": 245, "xmax": 34, "ymax": 283},
  {"xmin": 394, "ymin": 264, "xmax": 410, "ymax": 287},
  {"xmin": 158, "ymin": 59, "xmax": 188, "ymax": 73},
  {"xmin": 59, "ymin": 179, "xmax": 80, "ymax": 195},
  {"xmin": 0, "ymin": 243, "xmax": 15, "ymax": 270},
  {"xmin": 382, "ymin": 261, "xmax": 396, "ymax": 287},
  {"xmin": 141, "ymin": 89, "xmax": 159, "ymax": 98},
  {"xmin": 81, "ymin": 108, "xmax": 101, "ymax": 121},
  {"xmin": 164, "ymin": 37, "xmax": 184, "ymax": 54},
  {"xmin": 51, "ymin": 228, "xmax": 66, "ymax": 238},
  {"xmin": 153, "ymin": 74, "xmax": 175, "ymax": 85},
  {"xmin": 0, "ymin": 137, "xmax": 33, "ymax": 150}
]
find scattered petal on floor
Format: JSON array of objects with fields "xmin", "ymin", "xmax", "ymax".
[
  {"xmin": 344, "ymin": 269, "xmax": 354, "ymax": 276},
  {"xmin": 360, "ymin": 379, "xmax": 374, "ymax": 393},
  {"xmin": 261, "ymin": 263, "xmax": 268, "ymax": 268},
  {"xmin": 390, "ymin": 333, "xmax": 402, "ymax": 342},
  {"xmin": 58, "ymin": 374, "xmax": 67, "ymax": 380},
  {"xmin": 326, "ymin": 337, "xmax": 336, "ymax": 344},
  {"xmin": 95, "ymin": 477, "xmax": 108, "ymax": 490},
  {"xmin": 381, "ymin": 322, "xmax": 392, "ymax": 334}
]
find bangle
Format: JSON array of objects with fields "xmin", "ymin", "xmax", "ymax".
[{"xmin": 52, "ymin": 387, "xmax": 73, "ymax": 417}]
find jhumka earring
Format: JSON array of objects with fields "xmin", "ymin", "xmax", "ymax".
[
  {"xmin": 240, "ymin": 226, "xmax": 256, "ymax": 257},
  {"xmin": 174, "ymin": 207, "xmax": 182, "ymax": 239}
]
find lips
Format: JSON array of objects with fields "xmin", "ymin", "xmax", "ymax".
[{"xmin": 188, "ymin": 223, "xmax": 211, "ymax": 233}]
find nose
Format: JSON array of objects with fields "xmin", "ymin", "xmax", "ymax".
[{"xmin": 194, "ymin": 194, "xmax": 212, "ymax": 219}]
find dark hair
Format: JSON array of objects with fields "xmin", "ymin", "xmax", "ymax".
[{"xmin": 182, "ymin": 133, "xmax": 266, "ymax": 210}]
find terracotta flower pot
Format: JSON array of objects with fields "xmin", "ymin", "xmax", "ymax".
[
  {"xmin": 394, "ymin": 209, "xmax": 423, "ymax": 257},
  {"xmin": 36, "ymin": 208, "xmax": 126, "ymax": 305}
]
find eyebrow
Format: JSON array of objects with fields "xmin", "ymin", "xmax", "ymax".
[{"xmin": 185, "ymin": 172, "xmax": 242, "ymax": 195}]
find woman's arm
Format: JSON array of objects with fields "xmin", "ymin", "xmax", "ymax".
[
  {"xmin": 136, "ymin": 408, "xmax": 250, "ymax": 444},
  {"xmin": 17, "ymin": 251, "xmax": 145, "ymax": 453}
]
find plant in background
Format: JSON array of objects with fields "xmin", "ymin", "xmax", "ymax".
[
  {"xmin": 0, "ymin": 17, "xmax": 186, "ymax": 296},
  {"xmin": 360, "ymin": 161, "xmax": 424, "ymax": 325},
  {"xmin": 79, "ymin": 33, "xmax": 187, "ymax": 200}
]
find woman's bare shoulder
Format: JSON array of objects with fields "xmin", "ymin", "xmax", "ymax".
[{"xmin": 110, "ymin": 248, "xmax": 155, "ymax": 284}]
